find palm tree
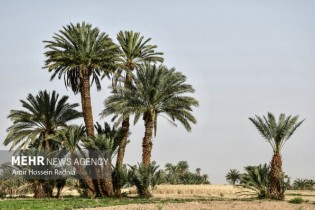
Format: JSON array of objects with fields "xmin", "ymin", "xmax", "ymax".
[
  {"xmin": 249, "ymin": 112, "xmax": 304, "ymax": 200},
  {"xmin": 83, "ymin": 123, "xmax": 121, "ymax": 196},
  {"xmin": 226, "ymin": 169, "xmax": 241, "ymax": 185},
  {"xmin": 114, "ymin": 31, "xmax": 164, "ymax": 171},
  {"xmin": 52, "ymin": 125, "xmax": 95, "ymax": 197},
  {"xmin": 43, "ymin": 22, "xmax": 119, "ymax": 137},
  {"xmin": 293, "ymin": 179, "xmax": 315, "ymax": 190},
  {"xmin": 176, "ymin": 161, "xmax": 189, "ymax": 174},
  {"xmin": 4, "ymin": 90, "xmax": 81, "ymax": 151},
  {"xmin": 103, "ymin": 63, "xmax": 199, "ymax": 167},
  {"xmin": 240, "ymin": 164, "xmax": 270, "ymax": 199},
  {"xmin": 196, "ymin": 168, "xmax": 201, "ymax": 176}
]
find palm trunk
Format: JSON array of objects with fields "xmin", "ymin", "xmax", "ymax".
[
  {"xmin": 103, "ymin": 159, "xmax": 114, "ymax": 196},
  {"xmin": 71, "ymin": 153, "xmax": 95, "ymax": 197},
  {"xmin": 142, "ymin": 112, "xmax": 154, "ymax": 167},
  {"xmin": 114, "ymin": 73, "xmax": 131, "ymax": 197},
  {"xmin": 94, "ymin": 163, "xmax": 105, "ymax": 196},
  {"xmin": 116, "ymin": 118, "xmax": 129, "ymax": 168},
  {"xmin": 139, "ymin": 112, "xmax": 154, "ymax": 198},
  {"xmin": 269, "ymin": 152, "xmax": 283, "ymax": 200},
  {"xmin": 116, "ymin": 73, "xmax": 132, "ymax": 168},
  {"xmin": 80, "ymin": 73, "xmax": 94, "ymax": 137},
  {"xmin": 33, "ymin": 181, "xmax": 46, "ymax": 198}
]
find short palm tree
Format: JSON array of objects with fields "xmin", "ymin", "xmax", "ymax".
[
  {"xmin": 43, "ymin": 22, "xmax": 119, "ymax": 137},
  {"xmin": 52, "ymin": 125, "xmax": 95, "ymax": 197},
  {"xmin": 226, "ymin": 169, "xmax": 241, "ymax": 185},
  {"xmin": 293, "ymin": 179, "xmax": 315, "ymax": 190},
  {"xmin": 240, "ymin": 164, "xmax": 270, "ymax": 199},
  {"xmin": 114, "ymin": 31, "xmax": 164, "ymax": 172},
  {"xmin": 4, "ymin": 90, "xmax": 81, "ymax": 151},
  {"xmin": 103, "ymin": 63, "xmax": 199, "ymax": 167},
  {"xmin": 249, "ymin": 112, "xmax": 304, "ymax": 200},
  {"xmin": 83, "ymin": 125, "xmax": 120, "ymax": 197}
]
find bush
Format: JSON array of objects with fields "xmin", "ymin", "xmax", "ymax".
[
  {"xmin": 289, "ymin": 197, "xmax": 304, "ymax": 204},
  {"xmin": 127, "ymin": 161, "xmax": 163, "ymax": 197},
  {"xmin": 112, "ymin": 165, "xmax": 128, "ymax": 196}
]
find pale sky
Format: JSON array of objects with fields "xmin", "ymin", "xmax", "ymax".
[{"xmin": 0, "ymin": 0, "xmax": 314, "ymax": 183}]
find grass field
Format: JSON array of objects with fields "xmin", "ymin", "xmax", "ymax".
[{"xmin": 0, "ymin": 185, "xmax": 314, "ymax": 210}]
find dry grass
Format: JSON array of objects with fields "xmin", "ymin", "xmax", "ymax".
[
  {"xmin": 125, "ymin": 184, "xmax": 255, "ymax": 199},
  {"xmin": 125, "ymin": 184, "xmax": 315, "ymax": 201}
]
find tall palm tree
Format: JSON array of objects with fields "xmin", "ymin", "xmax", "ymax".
[
  {"xmin": 249, "ymin": 112, "xmax": 304, "ymax": 200},
  {"xmin": 226, "ymin": 169, "xmax": 241, "ymax": 185},
  {"xmin": 43, "ymin": 22, "xmax": 119, "ymax": 137},
  {"xmin": 103, "ymin": 63, "xmax": 199, "ymax": 167},
  {"xmin": 113, "ymin": 31, "xmax": 164, "ymax": 170},
  {"xmin": 4, "ymin": 90, "xmax": 81, "ymax": 151}
]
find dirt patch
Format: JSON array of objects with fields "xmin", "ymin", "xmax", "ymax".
[{"xmin": 81, "ymin": 200, "xmax": 315, "ymax": 210}]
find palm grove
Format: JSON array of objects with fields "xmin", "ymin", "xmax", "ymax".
[
  {"xmin": 2, "ymin": 22, "xmax": 199, "ymax": 198},
  {"xmin": 2, "ymin": 22, "xmax": 306, "ymax": 200}
]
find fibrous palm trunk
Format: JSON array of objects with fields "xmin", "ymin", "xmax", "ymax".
[
  {"xmin": 80, "ymin": 73, "xmax": 95, "ymax": 137},
  {"xmin": 103, "ymin": 159, "xmax": 114, "ymax": 196},
  {"xmin": 71, "ymin": 153, "xmax": 95, "ymax": 197},
  {"xmin": 269, "ymin": 152, "xmax": 284, "ymax": 200},
  {"xmin": 114, "ymin": 73, "xmax": 131, "ymax": 197},
  {"xmin": 80, "ymin": 71, "xmax": 108, "ymax": 196},
  {"xmin": 116, "ymin": 118, "xmax": 129, "ymax": 168},
  {"xmin": 142, "ymin": 112, "xmax": 153, "ymax": 167},
  {"xmin": 115, "ymin": 73, "xmax": 132, "ymax": 167},
  {"xmin": 140, "ymin": 112, "xmax": 154, "ymax": 197}
]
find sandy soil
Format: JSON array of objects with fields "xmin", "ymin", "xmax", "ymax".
[{"xmin": 81, "ymin": 200, "xmax": 315, "ymax": 210}]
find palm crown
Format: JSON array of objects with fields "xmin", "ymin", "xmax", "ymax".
[
  {"xmin": 43, "ymin": 22, "xmax": 119, "ymax": 93},
  {"xmin": 103, "ymin": 63, "xmax": 199, "ymax": 134},
  {"xmin": 4, "ymin": 90, "xmax": 82, "ymax": 151},
  {"xmin": 249, "ymin": 112, "xmax": 304, "ymax": 153},
  {"xmin": 116, "ymin": 31, "xmax": 164, "ymax": 72}
]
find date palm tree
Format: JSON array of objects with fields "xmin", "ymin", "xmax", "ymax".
[
  {"xmin": 226, "ymin": 169, "xmax": 241, "ymax": 185},
  {"xmin": 249, "ymin": 112, "xmax": 304, "ymax": 200},
  {"xmin": 83, "ymin": 132, "xmax": 119, "ymax": 197},
  {"xmin": 4, "ymin": 90, "xmax": 81, "ymax": 152},
  {"xmin": 51, "ymin": 125, "xmax": 96, "ymax": 197},
  {"xmin": 240, "ymin": 164, "xmax": 270, "ymax": 199},
  {"xmin": 102, "ymin": 63, "xmax": 198, "ymax": 197},
  {"xmin": 114, "ymin": 31, "xmax": 164, "ymax": 172},
  {"xmin": 43, "ymin": 22, "xmax": 119, "ymax": 137}
]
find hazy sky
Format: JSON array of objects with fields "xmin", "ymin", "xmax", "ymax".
[{"xmin": 0, "ymin": 0, "xmax": 314, "ymax": 183}]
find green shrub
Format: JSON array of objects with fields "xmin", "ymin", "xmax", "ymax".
[{"xmin": 289, "ymin": 197, "xmax": 304, "ymax": 204}]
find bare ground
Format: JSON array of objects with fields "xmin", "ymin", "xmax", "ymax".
[
  {"xmin": 82, "ymin": 200, "xmax": 315, "ymax": 210},
  {"xmin": 74, "ymin": 185, "xmax": 315, "ymax": 210}
]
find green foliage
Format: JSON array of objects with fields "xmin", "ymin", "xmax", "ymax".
[
  {"xmin": 0, "ymin": 164, "xmax": 25, "ymax": 198},
  {"xmin": 293, "ymin": 179, "xmax": 315, "ymax": 190},
  {"xmin": 112, "ymin": 165, "xmax": 129, "ymax": 195},
  {"xmin": 240, "ymin": 164, "xmax": 290, "ymax": 199},
  {"xmin": 127, "ymin": 161, "xmax": 164, "ymax": 196},
  {"xmin": 43, "ymin": 22, "xmax": 119, "ymax": 93},
  {"xmin": 249, "ymin": 112, "xmax": 304, "ymax": 153},
  {"xmin": 103, "ymin": 63, "xmax": 199, "ymax": 133},
  {"xmin": 0, "ymin": 197, "xmax": 206, "ymax": 210},
  {"xmin": 240, "ymin": 164, "xmax": 270, "ymax": 199},
  {"xmin": 226, "ymin": 169, "xmax": 241, "ymax": 185},
  {"xmin": 51, "ymin": 125, "xmax": 86, "ymax": 153},
  {"xmin": 289, "ymin": 197, "xmax": 304, "ymax": 204},
  {"xmin": 163, "ymin": 161, "xmax": 210, "ymax": 185},
  {"xmin": 116, "ymin": 30, "xmax": 164, "ymax": 68},
  {"xmin": 4, "ymin": 90, "xmax": 81, "ymax": 151},
  {"xmin": 114, "ymin": 30, "xmax": 164, "ymax": 86}
]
